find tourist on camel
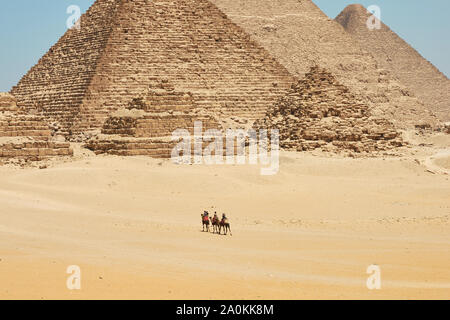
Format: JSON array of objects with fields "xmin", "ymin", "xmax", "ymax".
[{"xmin": 201, "ymin": 211, "xmax": 210, "ymax": 232}]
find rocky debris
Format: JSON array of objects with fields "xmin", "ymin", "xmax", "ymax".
[
  {"xmin": 69, "ymin": 131, "xmax": 97, "ymax": 143},
  {"xmin": 254, "ymin": 66, "xmax": 405, "ymax": 155}
]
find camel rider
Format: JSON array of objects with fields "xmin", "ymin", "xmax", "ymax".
[
  {"xmin": 203, "ymin": 211, "xmax": 209, "ymax": 221},
  {"xmin": 222, "ymin": 213, "xmax": 228, "ymax": 223},
  {"xmin": 213, "ymin": 212, "xmax": 219, "ymax": 223}
]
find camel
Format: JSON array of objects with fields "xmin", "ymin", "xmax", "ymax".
[
  {"xmin": 201, "ymin": 213, "xmax": 210, "ymax": 232},
  {"xmin": 209, "ymin": 215, "xmax": 220, "ymax": 234},
  {"xmin": 219, "ymin": 218, "xmax": 232, "ymax": 236}
]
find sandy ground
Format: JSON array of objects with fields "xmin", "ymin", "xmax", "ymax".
[{"xmin": 0, "ymin": 143, "xmax": 449, "ymax": 299}]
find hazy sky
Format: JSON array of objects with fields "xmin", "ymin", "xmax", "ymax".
[{"xmin": 0, "ymin": 0, "xmax": 449, "ymax": 92}]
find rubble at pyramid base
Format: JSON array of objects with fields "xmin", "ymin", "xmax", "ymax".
[{"xmin": 254, "ymin": 67, "xmax": 406, "ymax": 156}]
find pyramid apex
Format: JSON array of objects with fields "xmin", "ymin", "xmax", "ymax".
[{"xmin": 341, "ymin": 4, "xmax": 367, "ymax": 13}]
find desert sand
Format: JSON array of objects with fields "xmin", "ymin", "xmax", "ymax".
[{"xmin": 0, "ymin": 136, "xmax": 449, "ymax": 300}]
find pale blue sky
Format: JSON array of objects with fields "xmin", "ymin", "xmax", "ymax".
[{"xmin": 0, "ymin": 0, "xmax": 449, "ymax": 92}]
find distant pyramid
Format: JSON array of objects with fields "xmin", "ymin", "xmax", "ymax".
[
  {"xmin": 0, "ymin": 93, "xmax": 73, "ymax": 163},
  {"xmin": 211, "ymin": 0, "xmax": 438, "ymax": 127},
  {"xmin": 11, "ymin": 0, "xmax": 295, "ymax": 138},
  {"xmin": 336, "ymin": 4, "xmax": 450, "ymax": 122}
]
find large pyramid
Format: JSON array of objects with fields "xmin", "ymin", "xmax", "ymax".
[
  {"xmin": 210, "ymin": 0, "xmax": 438, "ymax": 127},
  {"xmin": 11, "ymin": 0, "xmax": 295, "ymax": 137},
  {"xmin": 335, "ymin": 4, "xmax": 450, "ymax": 122}
]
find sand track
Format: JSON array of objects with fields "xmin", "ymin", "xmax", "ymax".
[{"xmin": 424, "ymin": 149, "xmax": 450, "ymax": 175}]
